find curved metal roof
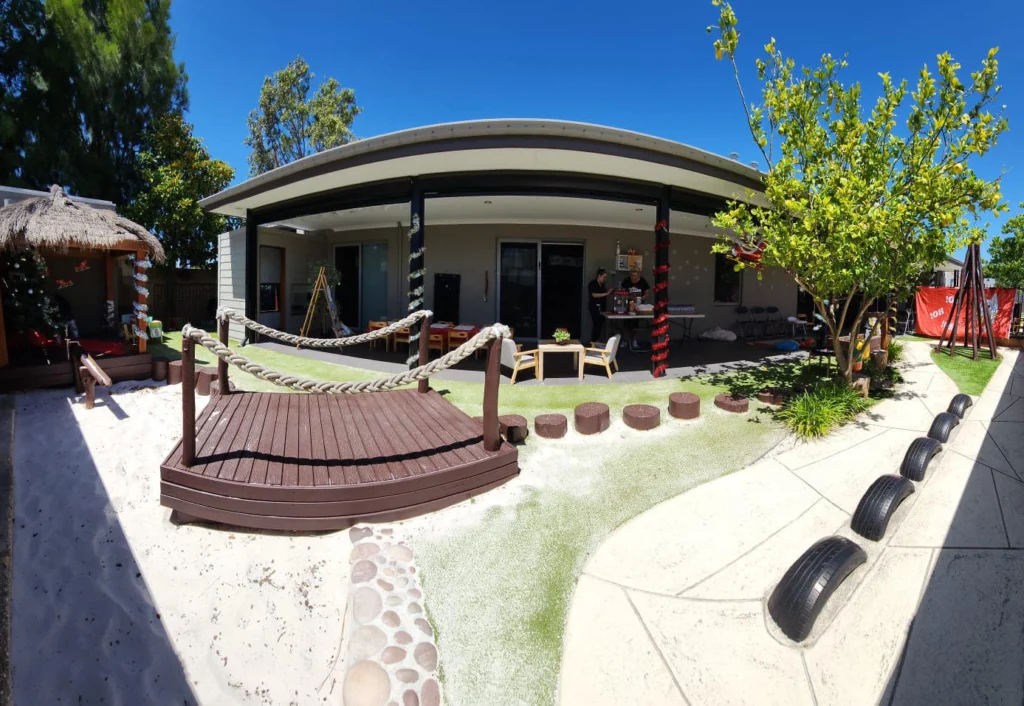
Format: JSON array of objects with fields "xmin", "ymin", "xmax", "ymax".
[{"xmin": 200, "ymin": 119, "xmax": 766, "ymax": 218}]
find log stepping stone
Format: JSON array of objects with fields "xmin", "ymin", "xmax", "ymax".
[
  {"xmin": 151, "ymin": 358, "xmax": 169, "ymax": 382},
  {"xmin": 668, "ymin": 392, "xmax": 700, "ymax": 420},
  {"xmin": 498, "ymin": 414, "xmax": 529, "ymax": 443},
  {"xmin": 623, "ymin": 404, "xmax": 660, "ymax": 431},
  {"xmin": 535, "ymin": 413, "xmax": 568, "ymax": 439},
  {"xmin": 196, "ymin": 366, "xmax": 218, "ymax": 396},
  {"xmin": 574, "ymin": 402, "xmax": 610, "ymax": 435},
  {"xmin": 757, "ymin": 387, "xmax": 788, "ymax": 406},
  {"xmin": 167, "ymin": 360, "xmax": 183, "ymax": 385},
  {"xmin": 714, "ymin": 393, "xmax": 749, "ymax": 414}
]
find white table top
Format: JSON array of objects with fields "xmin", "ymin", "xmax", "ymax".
[{"xmin": 604, "ymin": 313, "xmax": 705, "ymax": 319}]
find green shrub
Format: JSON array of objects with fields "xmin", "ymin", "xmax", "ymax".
[
  {"xmin": 887, "ymin": 339, "xmax": 904, "ymax": 364},
  {"xmin": 777, "ymin": 379, "xmax": 871, "ymax": 439}
]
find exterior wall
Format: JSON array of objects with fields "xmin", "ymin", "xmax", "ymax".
[
  {"xmin": 217, "ymin": 229, "xmax": 247, "ymax": 341},
  {"xmin": 220, "ymin": 222, "xmax": 798, "ymax": 338}
]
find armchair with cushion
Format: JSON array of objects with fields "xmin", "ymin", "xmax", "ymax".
[
  {"xmin": 500, "ymin": 338, "xmax": 537, "ymax": 384},
  {"xmin": 583, "ymin": 334, "xmax": 621, "ymax": 379}
]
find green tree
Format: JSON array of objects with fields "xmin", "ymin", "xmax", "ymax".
[
  {"xmin": 245, "ymin": 55, "xmax": 361, "ymax": 176},
  {"xmin": 0, "ymin": 248, "xmax": 62, "ymax": 334},
  {"xmin": 126, "ymin": 115, "xmax": 236, "ymax": 269},
  {"xmin": 0, "ymin": 0, "xmax": 187, "ymax": 205},
  {"xmin": 707, "ymin": 1, "xmax": 1007, "ymax": 381},
  {"xmin": 985, "ymin": 206, "xmax": 1024, "ymax": 288}
]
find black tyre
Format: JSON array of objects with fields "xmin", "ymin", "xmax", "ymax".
[
  {"xmin": 947, "ymin": 393, "xmax": 973, "ymax": 419},
  {"xmin": 900, "ymin": 437, "xmax": 942, "ymax": 481},
  {"xmin": 850, "ymin": 475, "xmax": 915, "ymax": 541},
  {"xmin": 927, "ymin": 412, "xmax": 959, "ymax": 443},
  {"xmin": 768, "ymin": 536, "xmax": 867, "ymax": 642}
]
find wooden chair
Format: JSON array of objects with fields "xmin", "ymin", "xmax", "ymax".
[
  {"xmin": 447, "ymin": 329, "xmax": 470, "ymax": 353},
  {"xmin": 428, "ymin": 333, "xmax": 445, "ymax": 356},
  {"xmin": 394, "ymin": 326, "xmax": 411, "ymax": 354},
  {"xmin": 367, "ymin": 320, "xmax": 390, "ymax": 352},
  {"xmin": 500, "ymin": 338, "xmax": 537, "ymax": 384},
  {"xmin": 583, "ymin": 334, "xmax": 622, "ymax": 379}
]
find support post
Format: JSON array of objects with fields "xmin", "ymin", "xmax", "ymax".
[
  {"xmin": 244, "ymin": 211, "xmax": 259, "ymax": 345},
  {"xmin": 79, "ymin": 367, "xmax": 95, "ymax": 410},
  {"xmin": 418, "ymin": 314, "xmax": 431, "ymax": 393},
  {"xmin": 135, "ymin": 248, "xmax": 148, "ymax": 353},
  {"xmin": 218, "ymin": 317, "xmax": 230, "ymax": 395},
  {"xmin": 182, "ymin": 336, "xmax": 196, "ymax": 467},
  {"xmin": 482, "ymin": 335, "xmax": 501, "ymax": 452},
  {"xmin": 650, "ymin": 188, "xmax": 672, "ymax": 378},
  {"xmin": 408, "ymin": 181, "xmax": 426, "ymax": 368}
]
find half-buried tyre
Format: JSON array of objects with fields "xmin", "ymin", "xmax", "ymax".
[
  {"xmin": 947, "ymin": 393, "xmax": 973, "ymax": 419},
  {"xmin": 768, "ymin": 536, "xmax": 867, "ymax": 642},
  {"xmin": 850, "ymin": 475, "xmax": 915, "ymax": 541},
  {"xmin": 927, "ymin": 412, "xmax": 959, "ymax": 443},
  {"xmin": 900, "ymin": 437, "xmax": 942, "ymax": 481}
]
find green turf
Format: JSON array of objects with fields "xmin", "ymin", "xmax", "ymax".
[{"xmin": 929, "ymin": 346, "xmax": 1002, "ymax": 395}]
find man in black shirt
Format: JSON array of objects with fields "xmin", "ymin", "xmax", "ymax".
[
  {"xmin": 587, "ymin": 268, "xmax": 610, "ymax": 346},
  {"xmin": 621, "ymin": 269, "xmax": 651, "ymax": 350}
]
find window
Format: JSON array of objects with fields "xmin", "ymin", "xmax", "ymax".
[
  {"xmin": 713, "ymin": 253, "xmax": 742, "ymax": 304},
  {"xmin": 259, "ymin": 283, "xmax": 280, "ymax": 312}
]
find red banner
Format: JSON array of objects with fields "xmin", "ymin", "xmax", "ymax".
[{"xmin": 915, "ymin": 286, "xmax": 1017, "ymax": 339}]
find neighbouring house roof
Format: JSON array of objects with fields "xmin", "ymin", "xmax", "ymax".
[
  {"xmin": 0, "ymin": 185, "xmax": 165, "ymax": 261},
  {"xmin": 934, "ymin": 257, "xmax": 964, "ymax": 273},
  {"xmin": 200, "ymin": 119, "xmax": 768, "ymax": 218}
]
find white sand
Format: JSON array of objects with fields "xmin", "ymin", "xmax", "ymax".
[{"xmin": 11, "ymin": 382, "xmax": 352, "ymax": 705}]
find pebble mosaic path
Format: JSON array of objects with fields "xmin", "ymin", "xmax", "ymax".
[{"xmin": 343, "ymin": 527, "xmax": 441, "ymax": 706}]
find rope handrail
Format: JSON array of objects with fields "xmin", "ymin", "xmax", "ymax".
[
  {"xmin": 215, "ymin": 306, "xmax": 433, "ymax": 349},
  {"xmin": 181, "ymin": 321, "xmax": 510, "ymax": 394}
]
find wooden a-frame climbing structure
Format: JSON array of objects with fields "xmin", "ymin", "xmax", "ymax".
[{"xmin": 936, "ymin": 242, "xmax": 997, "ymax": 360}]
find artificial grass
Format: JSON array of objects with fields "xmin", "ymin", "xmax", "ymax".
[{"xmin": 929, "ymin": 346, "xmax": 1001, "ymax": 395}]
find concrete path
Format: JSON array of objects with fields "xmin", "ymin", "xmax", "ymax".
[{"xmin": 558, "ymin": 342, "xmax": 1024, "ymax": 705}]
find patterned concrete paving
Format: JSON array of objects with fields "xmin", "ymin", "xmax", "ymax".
[{"xmin": 558, "ymin": 342, "xmax": 1024, "ymax": 705}]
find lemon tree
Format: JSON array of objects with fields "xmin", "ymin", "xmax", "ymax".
[{"xmin": 708, "ymin": 1, "xmax": 1008, "ymax": 380}]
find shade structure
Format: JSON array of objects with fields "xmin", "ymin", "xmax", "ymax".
[{"xmin": 0, "ymin": 184, "xmax": 164, "ymax": 261}]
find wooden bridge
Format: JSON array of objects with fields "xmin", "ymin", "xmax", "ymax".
[{"xmin": 160, "ymin": 316, "xmax": 518, "ymax": 531}]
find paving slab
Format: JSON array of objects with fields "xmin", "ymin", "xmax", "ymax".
[
  {"xmin": 986, "ymin": 420, "xmax": 1024, "ymax": 478},
  {"xmin": 557, "ymin": 575, "xmax": 685, "ymax": 706},
  {"xmin": 970, "ymin": 392, "xmax": 1019, "ymax": 423},
  {"xmin": 890, "ymin": 453, "xmax": 1008, "ymax": 549},
  {"xmin": 630, "ymin": 592, "xmax": 812, "ymax": 706},
  {"xmin": 773, "ymin": 423, "xmax": 885, "ymax": 470},
  {"xmin": 993, "ymin": 396, "xmax": 1024, "ymax": 422},
  {"xmin": 1010, "ymin": 374, "xmax": 1024, "ymax": 398},
  {"xmin": 804, "ymin": 547, "xmax": 933, "ymax": 706},
  {"xmin": 789, "ymin": 429, "xmax": 923, "ymax": 513},
  {"xmin": 992, "ymin": 472, "xmax": 1024, "ymax": 548},
  {"xmin": 948, "ymin": 420, "xmax": 1018, "ymax": 479},
  {"xmin": 889, "ymin": 550, "xmax": 1024, "ymax": 705},
  {"xmin": 864, "ymin": 393, "xmax": 938, "ymax": 432},
  {"xmin": 681, "ymin": 499, "xmax": 849, "ymax": 600},
  {"xmin": 583, "ymin": 459, "xmax": 819, "ymax": 594}
]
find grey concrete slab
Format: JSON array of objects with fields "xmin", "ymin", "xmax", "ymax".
[
  {"xmin": 992, "ymin": 472, "xmax": 1024, "ymax": 548},
  {"xmin": 986, "ymin": 420, "xmax": 1024, "ymax": 478},
  {"xmin": 889, "ymin": 550, "xmax": 1024, "ymax": 705},
  {"xmin": 949, "ymin": 421, "xmax": 1019, "ymax": 479}
]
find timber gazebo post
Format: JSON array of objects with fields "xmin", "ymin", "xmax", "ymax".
[
  {"xmin": 418, "ymin": 314, "xmax": 431, "ymax": 393},
  {"xmin": 650, "ymin": 187, "xmax": 672, "ymax": 378},
  {"xmin": 135, "ymin": 248, "xmax": 148, "ymax": 353},
  {"xmin": 481, "ymin": 334, "xmax": 502, "ymax": 451}
]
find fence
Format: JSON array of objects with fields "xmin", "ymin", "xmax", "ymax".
[{"xmin": 149, "ymin": 282, "xmax": 217, "ymax": 331}]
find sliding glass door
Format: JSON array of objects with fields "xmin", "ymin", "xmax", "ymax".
[
  {"xmin": 498, "ymin": 241, "xmax": 585, "ymax": 340},
  {"xmin": 499, "ymin": 242, "xmax": 539, "ymax": 338}
]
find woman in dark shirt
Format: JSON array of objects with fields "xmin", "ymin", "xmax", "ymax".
[{"xmin": 587, "ymin": 268, "xmax": 610, "ymax": 346}]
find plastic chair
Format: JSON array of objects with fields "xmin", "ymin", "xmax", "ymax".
[
  {"xmin": 734, "ymin": 306, "xmax": 755, "ymax": 339},
  {"xmin": 750, "ymin": 306, "xmax": 767, "ymax": 338},
  {"xmin": 367, "ymin": 321, "xmax": 390, "ymax": 352},
  {"xmin": 765, "ymin": 306, "xmax": 781, "ymax": 337}
]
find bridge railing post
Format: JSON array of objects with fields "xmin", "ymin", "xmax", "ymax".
[
  {"xmin": 418, "ymin": 314, "xmax": 431, "ymax": 393},
  {"xmin": 218, "ymin": 317, "xmax": 230, "ymax": 395},
  {"xmin": 182, "ymin": 336, "xmax": 196, "ymax": 467},
  {"xmin": 482, "ymin": 334, "xmax": 502, "ymax": 452}
]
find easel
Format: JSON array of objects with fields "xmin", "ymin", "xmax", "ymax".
[{"xmin": 299, "ymin": 267, "xmax": 346, "ymax": 347}]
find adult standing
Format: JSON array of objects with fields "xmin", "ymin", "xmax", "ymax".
[
  {"xmin": 587, "ymin": 268, "xmax": 610, "ymax": 346},
  {"xmin": 620, "ymin": 268, "xmax": 651, "ymax": 350}
]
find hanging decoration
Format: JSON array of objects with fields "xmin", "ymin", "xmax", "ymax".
[
  {"xmin": 56, "ymin": 278, "xmax": 74, "ymax": 290},
  {"xmin": 129, "ymin": 255, "xmax": 153, "ymax": 269},
  {"xmin": 133, "ymin": 271, "xmax": 148, "ymax": 282},
  {"xmin": 727, "ymin": 238, "xmax": 767, "ymax": 270},
  {"xmin": 73, "ymin": 260, "xmax": 90, "ymax": 273},
  {"xmin": 132, "ymin": 324, "xmax": 149, "ymax": 340},
  {"xmin": 134, "ymin": 283, "xmax": 149, "ymax": 297},
  {"xmin": 133, "ymin": 302, "xmax": 148, "ymax": 315},
  {"xmin": 105, "ymin": 300, "xmax": 117, "ymax": 331}
]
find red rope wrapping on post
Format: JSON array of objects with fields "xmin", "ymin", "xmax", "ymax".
[
  {"xmin": 651, "ymin": 213, "xmax": 671, "ymax": 378},
  {"xmin": 652, "ymin": 239, "xmax": 671, "ymax": 252}
]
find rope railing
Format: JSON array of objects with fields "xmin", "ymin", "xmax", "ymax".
[
  {"xmin": 215, "ymin": 306, "xmax": 432, "ymax": 350},
  {"xmin": 181, "ymin": 321, "xmax": 510, "ymax": 394}
]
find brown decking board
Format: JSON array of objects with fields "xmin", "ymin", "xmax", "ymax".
[{"xmin": 160, "ymin": 389, "xmax": 519, "ymax": 531}]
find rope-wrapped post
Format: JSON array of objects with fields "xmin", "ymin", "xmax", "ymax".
[
  {"xmin": 482, "ymin": 335, "xmax": 502, "ymax": 451},
  {"xmin": 418, "ymin": 314, "xmax": 431, "ymax": 393},
  {"xmin": 218, "ymin": 317, "xmax": 230, "ymax": 395},
  {"xmin": 181, "ymin": 336, "xmax": 196, "ymax": 467}
]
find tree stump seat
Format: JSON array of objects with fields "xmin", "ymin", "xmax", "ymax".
[
  {"xmin": 668, "ymin": 392, "xmax": 700, "ymax": 420},
  {"xmin": 714, "ymin": 393, "xmax": 749, "ymax": 414},
  {"xmin": 534, "ymin": 413, "xmax": 567, "ymax": 439},
  {"xmin": 574, "ymin": 402, "xmax": 610, "ymax": 435},
  {"xmin": 196, "ymin": 366, "xmax": 218, "ymax": 396},
  {"xmin": 167, "ymin": 360, "xmax": 183, "ymax": 385},
  {"xmin": 623, "ymin": 404, "xmax": 660, "ymax": 431},
  {"xmin": 757, "ymin": 388, "xmax": 788, "ymax": 406},
  {"xmin": 498, "ymin": 414, "xmax": 529, "ymax": 443},
  {"xmin": 152, "ymin": 358, "xmax": 169, "ymax": 382}
]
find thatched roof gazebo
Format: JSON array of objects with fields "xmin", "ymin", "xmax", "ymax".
[{"xmin": 0, "ymin": 185, "xmax": 166, "ymax": 369}]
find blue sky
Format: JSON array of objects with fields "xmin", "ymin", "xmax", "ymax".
[{"xmin": 170, "ymin": 0, "xmax": 1021, "ymax": 252}]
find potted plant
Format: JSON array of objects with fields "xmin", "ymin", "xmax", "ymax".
[{"xmin": 552, "ymin": 328, "xmax": 571, "ymax": 345}]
